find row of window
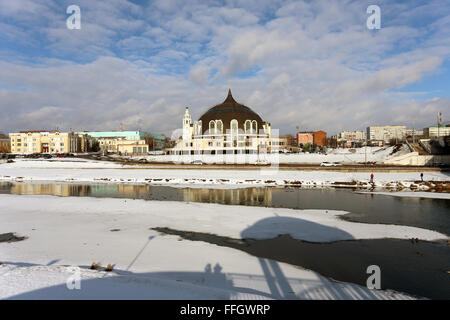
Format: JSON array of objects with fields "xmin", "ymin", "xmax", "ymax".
[
  {"xmin": 207, "ymin": 119, "xmax": 259, "ymax": 134},
  {"xmin": 132, "ymin": 147, "xmax": 147, "ymax": 153}
]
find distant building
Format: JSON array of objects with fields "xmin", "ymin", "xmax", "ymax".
[
  {"xmin": 145, "ymin": 133, "xmax": 167, "ymax": 151},
  {"xmin": 76, "ymin": 131, "xmax": 149, "ymax": 155},
  {"xmin": 366, "ymin": 126, "xmax": 407, "ymax": 145},
  {"xmin": 297, "ymin": 132, "xmax": 313, "ymax": 146},
  {"xmin": 0, "ymin": 138, "xmax": 11, "ymax": 153},
  {"xmin": 297, "ymin": 131, "xmax": 327, "ymax": 147},
  {"xmin": 338, "ymin": 131, "xmax": 366, "ymax": 148},
  {"xmin": 340, "ymin": 130, "xmax": 366, "ymax": 141},
  {"xmin": 9, "ymin": 131, "xmax": 84, "ymax": 154},
  {"xmin": 405, "ymin": 129, "xmax": 424, "ymax": 138},
  {"xmin": 274, "ymin": 135, "xmax": 298, "ymax": 153},
  {"xmin": 423, "ymin": 125, "xmax": 450, "ymax": 138},
  {"xmin": 117, "ymin": 140, "xmax": 149, "ymax": 156},
  {"xmin": 77, "ymin": 131, "xmax": 146, "ymax": 141},
  {"xmin": 313, "ymin": 131, "xmax": 327, "ymax": 147}
]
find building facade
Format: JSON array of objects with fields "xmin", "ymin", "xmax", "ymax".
[
  {"xmin": 423, "ymin": 125, "xmax": 450, "ymax": 138},
  {"xmin": 366, "ymin": 126, "xmax": 407, "ymax": 145},
  {"xmin": 338, "ymin": 130, "xmax": 366, "ymax": 147},
  {"xmin": 78, "ymin": 131, "xmax": 146, "ymax": 141},
  {"xmin": 169, "ymin": 90, "xmax": 274, "ymax": 155},
  {"xmin": 297, "ymin": 132, "xmax": 313, "ymax": 146},
  {"xmin": 9, "ymin": 131, "xmax": 83, "ymax": 154},
  {"xmin": 0, "ymin": 138, "xmax": 11, "ymax": 153},
  {"xmin": 117, "ymin": 140, "xmax": 148, "ymax": 155},
  {"xmin": 77, "ymin": 131, "xmax": 149, "ymax": 155},
  {"xmin": 297, "ymin": 131, "xmax": 327, "ymax": 147},
  {"xmin": 313, "ymin": 131, "xmax": 327, "ymax": 147}
]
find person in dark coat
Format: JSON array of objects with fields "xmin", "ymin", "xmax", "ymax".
[{"xmin": 420, "ymin": 173, "xmax": 423, "ymax": 181}]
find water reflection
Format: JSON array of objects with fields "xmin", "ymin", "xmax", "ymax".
[
  {"xmin": 182, "ymin": 188, "xmax": 272, "ymax": 206},
  {"xmin": 1, "ymin": 182, "xmax": 449, "ymax": 235}
]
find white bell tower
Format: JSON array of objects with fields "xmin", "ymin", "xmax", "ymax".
[{"xmin": 182, "ymin": 106, "xmax": 192, "ymax": 140}]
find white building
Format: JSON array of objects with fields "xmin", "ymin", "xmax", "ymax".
[
  {"xmin": 170, "ymin": 90, "xmax": 275, "ymax": 155},
  {"xmin": 423, "ymin": 125, "xmax": 450, "ymax": 138},
  {"xmin": 366, "ymin": 126, "xmax": 407, "ymax": 145}
]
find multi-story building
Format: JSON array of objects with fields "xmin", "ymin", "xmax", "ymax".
[
  {"xmin": 9, "ymin": 131, "xmax": 83, "ymax": 154},
  {"xmin": 76, "ymin": 131, "xmax": 149, "ymax": 154},
  {"xmin": 338, "ymin": 130, "xmax": 366, "ymax": 147},
  {"xmin": 340, "ymin": 131, "xmax": 366, "ymax": 141},
  {"xmin": 145, "ymin": 133, "xmax": 167, "ymax": 151},
  {"xmin": 297, "ymin": 132, "xmax": 313, "ymax": 146},
  {"xmin": 78, "ymin": 131, "xmax": 146, "ymax": 141},
  {"xmin": 313, "ymin": 131, "xmax": 327, "ymax": 147},
  {"xmin": 117, "ymin": 140, "xmax": 149, "ymax": 156},
  {"xmin": 423, "ymin": 125, "xmax": 450, "ymax": 138},
  {"xmin": 0, "ymin": 138, "xmax": 11, "ymax": 153},
  {"xmin": 405, "ymin": 129, "xmax": 424, "ymax": 137},
  {"xmin": 297, "ymin": 131, "xmax": 327, "ymax": 147},
  {"xmin": 366, "ymin": 126, "xmax": 407, "ymax": 145}
]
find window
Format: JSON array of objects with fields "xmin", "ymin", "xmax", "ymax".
[
  {"xmin": 216, "ymin": 120, "xmax": 223, "ymax": 134},
  {"xmin": 252, "ymin": 120, "xmax": 257, "ymax": 133},
  {"xmin": 245, "ymin": 120, "xmax": 251, "ymax": 133},
  {"xmin": 209, "ymin": 120, "xmax": 215, "ymax": 134}
]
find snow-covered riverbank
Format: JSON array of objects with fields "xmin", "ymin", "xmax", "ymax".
[
  {"xmin": 0, "ymin": 158, "xmax": 448, "ymax": 191},
  {"xmin": 2, "ymin": 194, "xmax": 440, "ymax": 300}
]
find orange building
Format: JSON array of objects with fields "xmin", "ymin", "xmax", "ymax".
[
  {"xmin": 297, "ymin": 132, "xmax": 313, "ymax": 146},
  {"xmin": 313, "ymin": 131, "xmax": 327, "ymax": 147}
]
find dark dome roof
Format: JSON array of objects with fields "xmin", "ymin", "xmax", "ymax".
[{"xmin": 198, "ymin": 89, "xmax": 264, "ymax": 134}]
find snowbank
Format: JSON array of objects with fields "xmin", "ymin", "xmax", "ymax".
[
  {"xmin": 0, "ymin": 195, "xmax": 445, "ymax": 244},
  {"xmin": 0, "ymin": 194, "xmax": 428, "ymax": 300},
  {"xmin": 358, "ymin": 191, "xmax": 450, "ymax": 200},
  {"xmin": 0, "ymin": 159, "xmax": 448, "ymax": 190},
  {"xmin": 0, "ymin": 263, "xmax": 414, "ymax": 300}
]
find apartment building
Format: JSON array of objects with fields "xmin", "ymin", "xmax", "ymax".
[
  {"xmin": 9, "ymin": 131, "xmax": 82, "ymax": 154},
  {"xmin": 423, "ymin": 125, "xmax": 450, "ymax": 138},
  {"xmin": 366, "ymin": 126, "xmax": 406, "ymax": 145},
  {"xmin": 0, "ymin": 138, "xmax": 11, "ymax": 153}
]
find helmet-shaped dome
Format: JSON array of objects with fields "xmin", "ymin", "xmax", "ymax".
[{"xmin": 198, "ymin": 89, "xmax": 264, "ymax": 134}]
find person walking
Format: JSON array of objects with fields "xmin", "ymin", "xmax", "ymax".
[
  {"xmin": 370, "ymin": 173, "xmax": 374, "ymax": 184},
  {"xmin": 420, "ymin": 173, "xmax": 423, "ymax": 181}
]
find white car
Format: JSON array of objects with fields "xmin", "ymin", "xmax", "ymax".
[
  {"xmin": 191, "ymin": 160, "xmax": 203, "ymax": 165},
  {"xmin": 320, "ymin": 161, "xmax": 341, "ymax": 167},
  {"xmin": 254, "ymin": 160, "xmax": 268, "ymax": 165}
]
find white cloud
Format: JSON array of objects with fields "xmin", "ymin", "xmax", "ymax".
[{"xmin": 0, "ymin": 0, "xmax": 449, "ymax": 136}]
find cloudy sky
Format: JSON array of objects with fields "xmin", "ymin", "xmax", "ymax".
[{"xmin": 0, "ymin": 0, "xmax": 449, "ymax": 135}]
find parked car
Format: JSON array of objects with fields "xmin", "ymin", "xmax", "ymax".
[
  {"xmin": 191, "ymin": 160, "xmax": 203, "ymax": 165},
  {"xmin": 320, "ymin": 161, "xmax": 341, "ymax": 167},
  {"xmin": 254, "ymin": 160, "xmax": 268, "ymax": 165}
]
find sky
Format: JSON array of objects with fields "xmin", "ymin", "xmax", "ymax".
[{"xmin": 0, "ymin": 0, "xmax": 449, "ymax": 136}]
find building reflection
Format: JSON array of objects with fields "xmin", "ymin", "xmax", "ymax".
[
  {"xmin": 10, "ymin": 183, "xmax": 92, "ymax": 197},
  {"xmin": 8, "ymin": 182, "xmax": 273, "ymax": 207},
  {"xmin": 182, "ymin": 187, "xmax": 272, "ymax": 206}
]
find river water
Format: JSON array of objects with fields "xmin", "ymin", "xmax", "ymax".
[{"xmin": 1, "ymin": 181, "xmax": 449, "ymax": 299}]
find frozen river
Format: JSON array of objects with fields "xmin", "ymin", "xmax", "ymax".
[{"xmin": 1, "ymin": 181, "xmax": 449, "ymax": 299}]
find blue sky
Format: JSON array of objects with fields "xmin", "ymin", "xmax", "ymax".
[{"xmin": 0, "ymin": 0, "xmax": 449, "ymax": 135}]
